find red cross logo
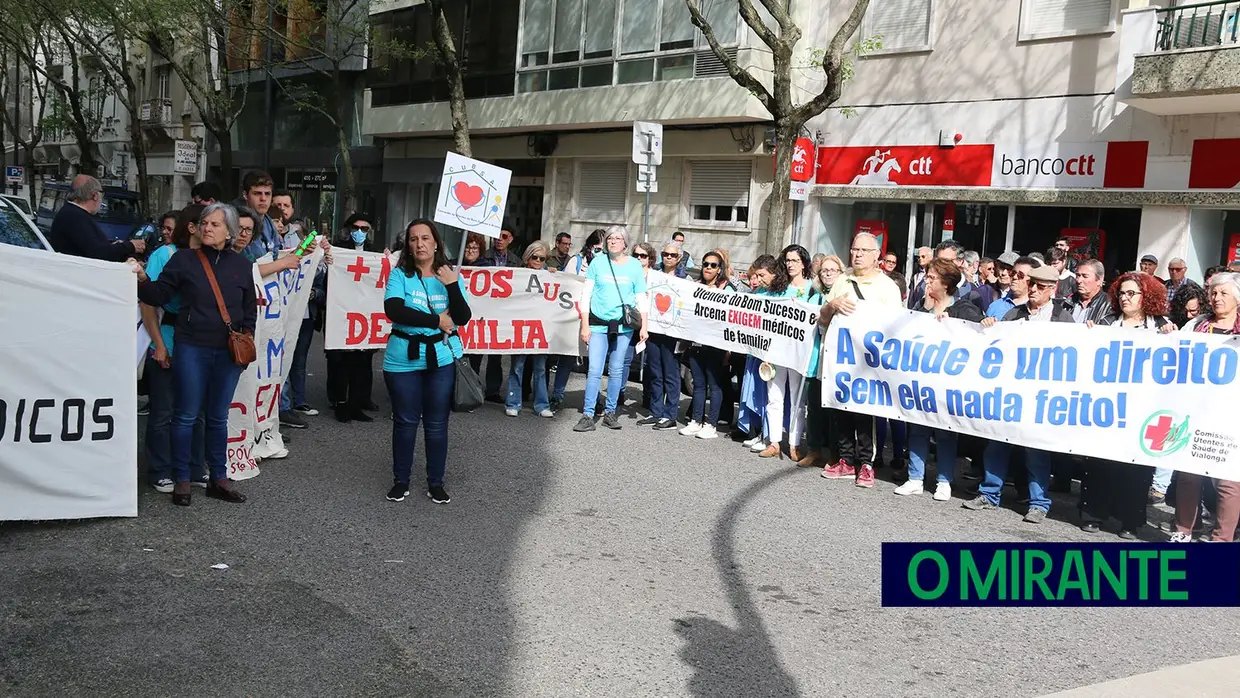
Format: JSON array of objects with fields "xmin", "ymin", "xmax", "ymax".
[
  {"xmin": 1144, "ymin": 415, "xmax": 1173, "ymax": 451},
  {"xmin": 346, "ymin": 256, "xmax": 370, "ymax": 283}
]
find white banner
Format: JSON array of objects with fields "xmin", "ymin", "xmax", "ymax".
[
  {"xmin": 992, "ymin": 141, "xmax": 1108, "ymax": 189},
  {"xmin": 226, "ymin": 247, "xmax": 323, "ymax": 479},
  {"xmin": 821, "ymin": 304, "xmax": 1240, "ymax": 478},
  {"xmin": 0, "ymin": 245, "xmax": 137, "ymax": 520},
  {"xmin": 324, "ymin": 254, "xmax": 586, "ymax": 355},
  {"xmin": 644, "ymin": 271, "xmax": 820, "ymax": 373}
]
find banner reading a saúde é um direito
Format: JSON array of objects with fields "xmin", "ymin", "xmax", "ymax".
[{"xmin": 822, "ymin": 304, "xmax": 1240, "ymax": 478}]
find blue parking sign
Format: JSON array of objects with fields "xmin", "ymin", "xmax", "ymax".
[{"xmin": 4, "ymin": 166, "xmax": 22, "ymax": 183}]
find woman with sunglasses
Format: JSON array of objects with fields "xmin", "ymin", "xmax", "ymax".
[
  {"xmin": 325, "ymin": 213, "xmax": 382, "ymax": 423},
  {"xmin": 758, "ymin": 245, "xmax": 820, "ymax": 460},
  {"xmin": 640, "ymin": 242, "xmax": 685, "ymax": 430},
  {"xmin": 659, "ymin": 242, "xmax": 689, "ymax": 278},
  {"xmin": 503, "ymin": 242, "xmax": 556, "ymax": 418},
  {"xmin": 678, "ymin": 251, "xmax": 736, "ymax": 440},
  {"xmin": 573, "ymin": 225, "xmax": 648, "ymax": 432},
  {"xmin": 620, "ymin": 243, "xmax": 658, "ymax": 416}
]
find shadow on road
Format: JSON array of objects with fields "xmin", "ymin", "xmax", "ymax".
[{"xmin": 674, "ymin": 468, "xmax": 803, "ymax": 697}]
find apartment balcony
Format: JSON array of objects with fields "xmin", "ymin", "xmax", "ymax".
[
  {"xmin": 140, "ymin": 98, "xmax": 173, "ymax": 128},
  {"xmin": 1119, "ymin": 2, "xmax": 1240, "ymax": 115}
]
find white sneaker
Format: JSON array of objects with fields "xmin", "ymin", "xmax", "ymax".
[
  {"xmin": 742, "ymin": 435, "xmax": 761, "ymax": 448},
  {"xmin": 505, "ymin": 408, "xmax": 519, "ymax": 417},
  {"xmin": 266, "ymin": 448, "xmax": 289, "ymax": 460},
  {"xmin": 696, "ymin": 424, "xmax": 718, "ymax": 440},
  {"xmin": 1168, "ymin": 531, "xmax": 1193, "ymax": 543},
  {"xmin": 750, "ymin": 440, "xmax": 768, "ymax": 453},
  {"xmin": 536, "ymin": 409, "xmax": 554, "ymax": 418},
  {"xmin": 894, "ymin": 480, "xmax": 924, "ymax": 496},
  {"xmin": 679, "ymin": 421, "xmax": 703, "ymax": 436},
  {"xmin": 933, "ymin": 482, "xmax": 952, "ymax": 501}
]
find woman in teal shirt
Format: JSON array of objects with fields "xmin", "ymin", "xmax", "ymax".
[
  {"xmin": 382, "ymin": 219, "xmax": 472, "ymax": 505},
  {"xmin": 573, "ymin": 225, "xmax": 648, "ymax": 432}
]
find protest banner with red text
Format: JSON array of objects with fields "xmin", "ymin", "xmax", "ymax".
[
  {"xmin": 324, "ymin": 252, "xmax": 586, "ymax": 355},
  {"xmin": 226, "ymin": 247, "xmax": 323, "ymax": 479}
]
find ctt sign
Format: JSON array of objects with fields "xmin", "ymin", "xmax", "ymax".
[{"xmin": 992, "ymin": 142, "xmax": 1148, "ymax": 189}]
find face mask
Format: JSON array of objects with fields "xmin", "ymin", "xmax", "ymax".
[{"xmin": 350, "ymin": 230, "xmax": 367, "ymax": 246}]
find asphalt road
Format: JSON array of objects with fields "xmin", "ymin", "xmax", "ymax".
[{"xmin": 3, "ymin": 346, "xmax": 1238, "ymax": 697}]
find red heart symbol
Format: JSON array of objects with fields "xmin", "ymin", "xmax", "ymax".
[
  {"xmin": 453, "ymin": 181, "xmax": 484, "ymax": 209},
  {"xmin": 655, "ymin": 293, "xmax": 672, "ymax": 314}
]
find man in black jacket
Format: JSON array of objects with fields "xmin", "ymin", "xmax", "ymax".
[{"xmin": 48, "ymin": 175, "xmax": 145, "ymax": 260}]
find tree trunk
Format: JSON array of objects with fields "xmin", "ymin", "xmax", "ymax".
[
  {"xmin": 767, "ymin": 119, "xmax": 801, "ymax": 252},
  {"xmin": 336, "ymin": 122, "xmax": 357, "ymax": 216},
  {"xmin": 131, "ymin": 119, "xmax": 150, "ymax": 217},
  {"xmin": 427, "ymin": 0, "xmax": 471, "ymax": 157}
]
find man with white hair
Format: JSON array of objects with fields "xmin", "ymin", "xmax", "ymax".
[
  {"xmin": 47, "ymin": 174, "xmax": 146, "ymax": 260},
  {"xmin": 1164, "ymin": 257, "xmax": 1195, "ymax": 303},
  {"xmin": 818, "ymin": 232, "xmax": 903, "ymax": 489}
]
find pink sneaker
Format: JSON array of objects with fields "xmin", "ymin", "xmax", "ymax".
[
  {"xmin": 855, "ymin": 464, "xmax": 876, "ymax": 488},
  {"xmin": 822, "ymin": 460, "xmax": 856, "ymax": 479}
]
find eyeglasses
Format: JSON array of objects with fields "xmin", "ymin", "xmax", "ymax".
[
  {"xmin": 239, "ymin": 225, "xmax": 254, "ymax": 234},
  {"xmin": 531, "ymin": 255, "xmax": 546, "ymax": 262},
  {"xmin": 662, "ymin": 252, "xmax": 679, "ymax": 258},
  {"xmin": 822, "ymin": 268, "xmax": 841, "ymax": 275},
  {"xmin": 353, "ymin": 225, "xmax": 371, "ymax": 233},
  {"xmin": 785, "ymin": 258, "xmax": 802, "ymax": 265},
  {"xmin": 1117, "ymin": 289, "xmax": 1141, "ymax": 299},
  {"xmin": 850, "ymin": 247, "xmax": 878, "ymax": 254},
  {"xmin": 702, "ymin": 262, "xmax": 721, "ymax": 269},
  {"xmin": 1031, "ymin": 281, "xmax": 1057, "ymax": 290},
  {"xmin": 635, "ymin": 252, "xmax": 649, "ymax": 259},
  {"xmin": 1013, "ymin": 271, "xmax": 1029, "ymax": 280},
  {"xmin": 1169, "ymin": 267, "xmax": 1186, "ymax": 272}
]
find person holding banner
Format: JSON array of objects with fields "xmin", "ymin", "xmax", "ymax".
[
  {"xmin": 679, "ymin": 251, "xmax": 736, "ymax": 440},
  {"xmin": 573, "ymin": 225, "xmax": 648, "ymax": 433},
  {"xmin": 818, "ymin": 233, "xmax": 903, "ymax": 487},
  {"xmin": 759, "ymin": 245, "xmax": 820, "ymax": 459},
  {"xmin": 133, "ymin": 202, "xmax": 256, "ymax": 506},
  {"xmin": 964, "ymin": 265, "xmax": 1074, "ymax": 523},
  {"xmin": 505, "ymin": 242, "xmax": 555, "ymax": 418},
  {"xmin": 895, "ymin": 258, "xmax": 984, "ymax": 500},
  {"xmin": 738, "ymin": 257, "xmax": 779, "ymax": 451},
  {"xmin": 1171, "ymin": 272, "xmax": 1240, "ymax": 542},
  {"xmin": 550, "ymin": 230, "xmax": 605, "ymax": 411},
  {"xmin": 382, "ymin": 219, "xmax": 472, "ymax": 505},
  {"xmin": 796, "ymin": 255, "xmax": 844, "ymax": 468},
  {"xmin": 140, "ymin": 204, "xmax": 208, "ymax": 493},
  {"xmin": 1077, "ymin": 272, "xmax": 1171, "ymax": 538},
  {"xmin": 326, "ymin": 213, "xmax": 382, "ymax": 423},
  {"xmin": 641, "ymin": 243, "xmax": 685, "ymax": 431},
  {"xmin": 658, "ymin": 242, "xmax": 689, "ymax": 279}
]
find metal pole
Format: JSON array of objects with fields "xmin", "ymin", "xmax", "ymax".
[
  {"xmin": 455, "ymin": 231, "xmax": 468, "ymax": 267},
  {"xmin": 642, "ymin": 131, "xmax": 654, "ymax": 243},
  {"xmin": 261, "ymin": 0, "xmax": 274, "ymax": 173}
]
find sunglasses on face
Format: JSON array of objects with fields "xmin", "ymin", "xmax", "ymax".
[
  {"xmin": 1013, "ymin": 271, "xmax": 1029, "ymax": 280},
  {"xmin": 635, "ymin": 252, "xmax": 649, "ymax": 259},
  {"xmin": 702, "ymin": 262, "xmax": 721, "ymax": 269},
  {"xmin": 662, "ymin": 252, "xmax": 679, "ymax": 258},
  {"xmin": 1032, "ymin": 281, "xmax": 1056, "ymax": 290},
  {"xmin": 353, "ymin": 225, "xmax": 371, "ymax": 233},
  {"xmin": 531, "ymin": 255, "xmax": 546, "ymax": 262}
]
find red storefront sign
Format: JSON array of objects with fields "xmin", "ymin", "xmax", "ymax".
[
  {"xmin": 816, "ymin": 144, "xmax": 994, "ymax": 186},
  {"xmin": 791, "ymin": 137, "xmax": 816, "ymax": 182},
  {"xmin": 942, "ymin": 202, "xmax": 956, "ymax": 237},
  {"xmin": 1059, "ymin": 228, "xmax": 1106, "ymax": 262},
  {"xmin": 855, "ymin": 219, "xmax": 889, "ymax": 256},
  {"xmin": 1228, "ymin": 234, "xmax": 1240, "ymax": 265},
  {"xmin": 1188, "ymin": 138, "xmax": 1240, "ymax": 189}
]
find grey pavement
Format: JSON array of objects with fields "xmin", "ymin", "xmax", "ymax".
[{"xmin": 3, "ymin": 346, "xmax": 1240, "ymax": 697}]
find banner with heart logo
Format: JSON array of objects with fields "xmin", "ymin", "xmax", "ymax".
[
  {"xmin": 644, "ymin": 271, "xmax": 821, "ymax": 374},
  {"xmin": 325, "ymin": 253, "xmax": 587, "ymax": 355}
]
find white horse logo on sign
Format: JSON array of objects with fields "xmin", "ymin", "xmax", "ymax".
[{"xmin": 851, "ymin": 149, "xmax": 902, "ymax": 185}]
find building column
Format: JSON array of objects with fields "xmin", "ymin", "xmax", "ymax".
[{"xmin": 1135, "ymin": 205, "xmax": 1190, "ymax": 277}]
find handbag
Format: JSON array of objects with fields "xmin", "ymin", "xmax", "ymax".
[
  {"xmin": 415, "ymin": 274, "xmax": 484, "ymax": 412},
  {"xmin": 197, "ymin": 249, "xmax": 256, "ymax": 367},
  {"xmin": 605, "ymin": 254, "xmax": 642, "ymax": 331}
]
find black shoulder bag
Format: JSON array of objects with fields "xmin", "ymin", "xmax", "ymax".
[
  {"xmin": 605, "ymin": 255, "xmax": 643, "ymax": 331},
  {"xmin": 416, "ymin": 274, "xmax": 483, "ymax": 412}
]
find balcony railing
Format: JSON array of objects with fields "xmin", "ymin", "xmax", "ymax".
[
  {"xmin": 1155, "ymin": 0, "xmax": 1240, "ymax": 51},
  {"xmin": 140, "ymin": 97, "xmax": 172, "ymax": 126}
]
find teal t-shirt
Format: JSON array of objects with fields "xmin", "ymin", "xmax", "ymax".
[
  {"xmin": 586, "ymin": 256, "xmax": 646, "ymax": 333},
  {"xmin": 382, "ymin": 270, "xmax": 467, "ymax": 373},
  {"xmin": 144, "ymin": 244, "xmax": 181, "ymax": 355}
]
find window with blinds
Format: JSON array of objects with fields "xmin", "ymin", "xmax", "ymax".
[
  {"xmin": 687, "ymin": 160, "xmax": 752, "ymax": 225},
  {"xmin": 865, "ymin": 0, "xmax": 933, "ymax": 52},
  {"xmin": 1020, "ymin": 0, "xmax": 1113, "ymax": 40},
  {"xmin": 574, "ymin": 160, "xmax": 629, "ymax": 222}
]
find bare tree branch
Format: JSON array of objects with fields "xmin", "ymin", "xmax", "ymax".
[
  {"xmin": 685, "ymin": 0, "xmax": 774, "ymax": 113},
  {"xmin": 792, "ymin": 0, "xmax": 870, "ymax": 123},
  {"xmin": 424, "ymin": 0, "xmax": 471, "ymax": 157}
]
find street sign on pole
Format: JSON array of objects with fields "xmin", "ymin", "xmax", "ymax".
[
  {"xmin": 636, "ymin": 164, "xmax": 658, "ymax": 193},
  {"xmin": 632, "ymin": 122, "xmax": 663, "ymax": 166},
  {"xmin": 4, "ymin": 166, "xmax": 22, "ymax": 184}
]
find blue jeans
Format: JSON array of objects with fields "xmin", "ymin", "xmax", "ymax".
[
  {"xmin": 283, "ymin": 317, "xmax": 316, "ymax": 409},
  {"xmin": 507, "ymin": 355, "xmax": 549, "ymax": 412},
  {"xmin": 583, "ymin": 330, "xmax": 632, "ymax": 418},
  {"xmin": 1153, "ymin": 466, "xmax": 1173, "ymax": 494},
  {"xmin": 552, "ymin": 355, "xmax": 576, "ymax": 401},
  {"xmin": 687, "ymin": 347, "xmax": 726, "ymax": 425},
  {"xmin": 385, "ymin": 364, "xmax": 454, "ymax": 488},
  {"xmin": 145, "ymin": 355, "xmax": 206, "ymax": 484},
  {"xmin": 981, "ymin": 441, "xmax": 1052, "ymax": 512},
  {"xmin": 908, "ymin": 424, "xmax": 956, "ymax": 484},
  {"xmin": 646, "ymin": 335, "xmax": 680, "ymax": 421},
  {"xmin": 171, "ymin": 342, "xmax": 244, "ymax": 483},
  {"xmin": 876, "ymin": 419, "xmax": 908, "ymax": 461}
]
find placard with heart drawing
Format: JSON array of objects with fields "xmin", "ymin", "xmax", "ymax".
[{"xmin": 433, "ymin": 152, "xmax": 512, "ymax": 238}]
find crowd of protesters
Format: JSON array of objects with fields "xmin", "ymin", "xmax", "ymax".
[{"xmin": 45, "ymin": 173, "xmax": 1240, "ymax": 532}]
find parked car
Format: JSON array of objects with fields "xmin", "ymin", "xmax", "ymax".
[
  {"xmin": 36, "ymin": 181, "xmax": 143, "ymax": 241},
  {"xmin": 1, "ymin": 193, "xmax": 33, "ymax": 216},
  {"xmin": 0, "ymin": 195, "xmax": 53, "ymax": 251}
]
